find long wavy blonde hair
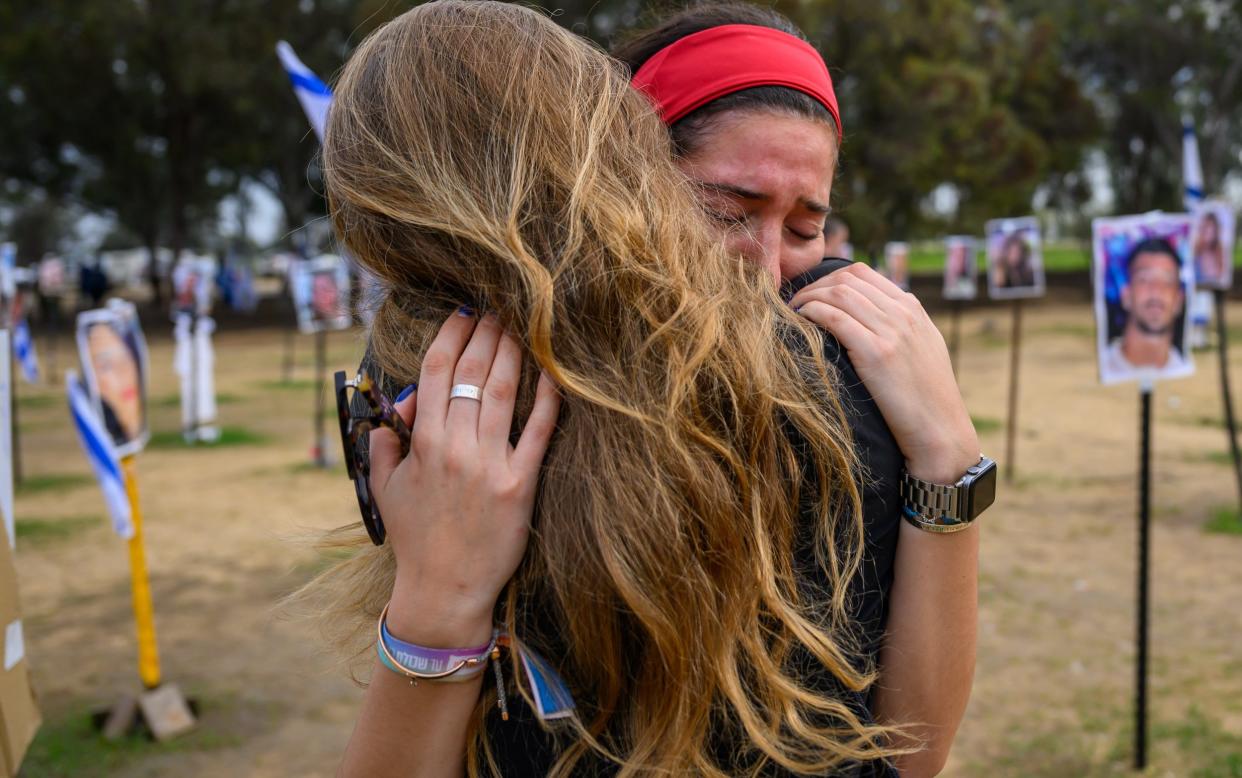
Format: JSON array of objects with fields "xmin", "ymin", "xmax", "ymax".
[{"xmin": 313, "ymin": 1, "xmax": 901, "ymax": 773}]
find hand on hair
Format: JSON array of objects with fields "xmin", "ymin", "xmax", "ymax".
[
  {"xmin": 368, "ymin": 311, "xmax": 561, "ymax": 647},
  {"xmin": 789, "ymin": 262, "xmax": 979, "ymax": 484}
]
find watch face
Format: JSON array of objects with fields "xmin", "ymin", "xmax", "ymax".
[{"xmin": 966, "ymin": 459, "xmax": 998, "ymax": 520}]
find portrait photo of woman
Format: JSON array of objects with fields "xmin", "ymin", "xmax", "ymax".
[
  {"xmin": 986, "ymin": 217, "xmax": 1046, "ymax": 300},
  {"xmin": 76, "ymin": 300, "xmax": 150, "ymax": 456},
  {"xmin": 1191, "ymin": 202, "xmax": 1235, "ymax": 290},
  {"xmin": 943, "ymin": 236, "xmax": 978, "ymax": 300}
]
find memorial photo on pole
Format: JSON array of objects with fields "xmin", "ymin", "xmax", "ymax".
[
  {"xmin": 986, "ymin": 217, "xmax": 1046, "ymax": 300},
  {"xmin": 943, "ymin": 236, "xmax": 978, "ymax": 301},
  {"xmin": 1191, "ymin": 201, "xmax": 1236, "ymax": 291},
  {"xmin": 170, "ymin": 256, "xmax": 215, "ymax": 320},
  {"xmin": 290, "ymin": 254, "xmax": 352, "ymax": 334},
  {"xmin": 1092, "ymin": 213, "xmax": 1196, "ymax": 386},
  {"xmin": 75, "ymin": 301, "xmax": 151, "ymax": 457},
  {"xmin": 883, "ymin": 241, "xmax": 910, "ymax": 291}
]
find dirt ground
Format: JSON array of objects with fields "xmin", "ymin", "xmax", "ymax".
[{"xmin": 9, "ymin": 300, "xmax": 1242, "ymax": 777}]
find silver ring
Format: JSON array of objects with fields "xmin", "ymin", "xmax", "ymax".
[{"xmin": 449, "ymin": 383, "xmax": 483, "ymax": 402}]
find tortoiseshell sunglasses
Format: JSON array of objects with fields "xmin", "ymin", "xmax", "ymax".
[{"xmin": 334, "ymin": 370, "xmax": 411, "ymax": 545}]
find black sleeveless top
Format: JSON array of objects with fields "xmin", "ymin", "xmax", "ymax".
[{"xmin": 360, "ymin": 259, "xmax": 904, "ymax": 776}]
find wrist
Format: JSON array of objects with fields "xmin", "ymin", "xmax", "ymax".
[
  {"xmin": 387, "ymin": 583, "xmax": 497, "ymax": 649},
  {"xmin": 905, "ymin": 443, "xmax": 979, "ymax": 485}
]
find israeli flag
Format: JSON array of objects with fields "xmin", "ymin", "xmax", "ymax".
[
  {"xmin": 66, "ymin": 370, "xmax": 133, "ymax": 539},
  {"xmin": 1183, "ymin": 119, "xmax": 1205, "ymax": 208},
  {"xmin": 12, "ymin": 318, "xmax": 38, "ymax": 384},
  {"xmin": 276, "ymin": 41, "xmax": 332, "ymax": 142}
]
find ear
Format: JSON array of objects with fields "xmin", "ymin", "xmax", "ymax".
[{"xmin": 1120, "ymin": 284, "xmax": 1133, "ymax": 313}]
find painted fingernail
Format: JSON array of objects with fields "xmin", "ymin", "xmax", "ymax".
[
  {"xmin": 457, "ymin": 305, "xmax": 475, "ymax": 317},
  {"xmin": 396, "ymin": 384, "xmax": 416, "ymax": 402}
]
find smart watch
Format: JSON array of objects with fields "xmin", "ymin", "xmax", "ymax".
[{"xmin": 900, "ymin": 455, "xmax": 998, "ymax": 533}]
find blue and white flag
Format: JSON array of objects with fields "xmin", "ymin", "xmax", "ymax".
[
  {"xmin": 66, "ymin": 370, "xmax": 132, "ymax": 539},
  {"xmin": 276, "ymin": 40, "xmax": 332, "ymax": 142},
  {"xmin": 12, "ymin": 318, "xmax": 38, "ymax": 384},
  {"xmin": 1183, "ymin": 119, "xmax": 1205, "ymax": 209}
]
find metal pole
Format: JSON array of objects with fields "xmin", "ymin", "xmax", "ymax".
[
  {"xmin": 121, "ymin": 456, "xmax": 161, "ymax": 689},
  {"xmin": 1135, "ymin": 381, "xmax": 1152, "ymax": 770},
  {"xmin": 314, "ymin": 328, "xmax": 327, "ymax": 467},
  {"xmin": 1214, "ymin": 290, "xmax": 1242, "ymax": 511},
  {"xmin": 283, "ymin": 327, "xmax": 296, "ymax": 383},
  {"xmin": 1004, "ymin": 299, "xmax": 1023, "ymax": 483},
  {"xmin": 9, "ymin": 341, "xmax": 19, "ymax": 486}
]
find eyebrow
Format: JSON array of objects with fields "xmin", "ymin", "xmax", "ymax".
[{"xmin": 694, "ymin": 180, "xmax": 832, "ymax": 216}]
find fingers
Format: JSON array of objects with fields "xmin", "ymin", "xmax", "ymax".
[
  {"xmin": 794, "ymin": 279, "xmax": 889, "ymax": 335},
  {"xmin": 794, "ymin": 300, "xmax": 876, "ymax": 356},
  {"xmin": 478, "ymin": 331, "xmax": 522, "ymax": 451},
  {"xmin": 789, "ymin": 262, "xmax": 906, "ymax": 308},
  {"xmin": 513, "ymin": 371, "xmax": 561, "ymax": 474},
  {"xmin": 369, "ymin": 425, "xmax": 403, "ymax": 493},
  {"xmin": 415, "ymin": 309, "xmax": 479, "ymax": 437},
  {"xmin": 445, "ymin": 313, "xmax": 503, "ymax": 436}
]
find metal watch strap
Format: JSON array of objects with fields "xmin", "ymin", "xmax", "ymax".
[{"xmin": 900, "ymin": 460, "xmax": 979, "ymax": 534}]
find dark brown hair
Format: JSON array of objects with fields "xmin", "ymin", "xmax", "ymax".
[{"xmin": 612, "ymin": 2, "xmax": 836, "ymax": 156}]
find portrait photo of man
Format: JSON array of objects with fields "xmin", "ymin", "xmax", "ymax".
[{"xmin": 1094, "ymin": 214, "xmax": 1196, "ymax": 385}]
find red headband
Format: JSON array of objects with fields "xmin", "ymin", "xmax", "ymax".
[{"xmin": 631, "ymin": 24, "xmax": 842, "ymax": 138}]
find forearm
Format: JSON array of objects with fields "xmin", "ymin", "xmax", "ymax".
[
  {"xmin": 339, "ymin": 658, "xmax": 482, "ymax": 778},
  {"xmin": 872, "ymin": 520, "xmax": 978, "ymax": 777},
  {"xmin": 339, "ymin": 592, "xmax": 495, "ymax": 778}
]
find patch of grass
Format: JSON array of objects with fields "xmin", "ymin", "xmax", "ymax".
[
  {"xmin": 15, "ymin": 473, "xmax": 92, "ymax": 496},
  {"xmin": 1205, "ymin": 507, "xmax": 1242, "ymax": 536},
  {"xmin": 17, "ymin": 393, "xmax": 60, "ymax": 410},
  {"xmin": 146, "ymin": 425, "xmax": 269, "ymax": 450},
  {"xmin": 1034, "ymin": 322, "xmax": 1097, "ymax": 339},
  {"xmin": 21, "ymin": 708, "xmax": 242, "ymax": 778},
  {"xmin": 15, "ymin": 515, "xmax": 100, "ymax": 546},
  {"xmin": 286, "ymin": 460, "xmax": 343, "ymax": 475},
  {"xmin": 1201, "ymin": 450, "xmax": 1238, "ymax": 467},
  {"xmin": 152, "ymin": 392, "xmax": 241, "ymax": 409},
  {"xmin": 1156, "ymin": 707, "xmax": 1242, "ymax": 778},
  {"xmin": 254, "ymin": 378, "xmax": 323, "ymax": 392},
  {"xmin": 971, "ymin": 415, "xmax": 1002, "ymax": 435},
  {"xmin": 908, "ymin": 243, "xmax": 1091, "ymax": 275}
]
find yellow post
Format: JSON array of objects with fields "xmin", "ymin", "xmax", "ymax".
[{"xmin": 120, "ymin": 456, "xmax": 161, "ymax": 689}]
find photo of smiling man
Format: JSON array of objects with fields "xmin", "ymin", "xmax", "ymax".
[{"xmin": 1093, "ymin": 213, "xmax": 1196, "ymax": 385}]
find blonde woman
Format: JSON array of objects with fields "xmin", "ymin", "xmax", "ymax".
[{"xmin": 318, "ymin": 2, "xmax": 984, "ymax": 776}]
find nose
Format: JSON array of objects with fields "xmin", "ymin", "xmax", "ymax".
[{"xmin": 735, "ymin": 223, "xmax": 783, "ymax": 288}]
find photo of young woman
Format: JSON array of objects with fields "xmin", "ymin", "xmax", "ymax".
[
  {"xmin": 986, "ymin": 217, "xmax": 1046, "ymax": 300},
  {"xmin": 1191, "ymin": 202, "xmax": 1235, "ymax": 290},
  {"xmin": 76, "ymin": 300, "xmax": 150, "ymax": 456}
]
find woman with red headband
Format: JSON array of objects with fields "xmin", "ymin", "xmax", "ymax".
[
  {"xmin": 615, "ymin": 7, "xmax": 981, "ymax": 775},
  {"xmin": 329, "ymin": 3, "xmax": 981, "ymax": 776}
]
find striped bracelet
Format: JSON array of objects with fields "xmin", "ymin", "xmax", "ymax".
[{"xmin": 375, "ymin": 603, "xmax": 509, "ymax": 719}]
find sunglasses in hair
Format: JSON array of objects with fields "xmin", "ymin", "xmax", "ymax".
[{"xmin": 334, "ymin": 370, "xmax": 411, "ymax": 545}]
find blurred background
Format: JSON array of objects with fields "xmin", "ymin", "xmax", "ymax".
[{"xmin": 1, "ymin": 1, "xmax": 1240, "ymax": 776}]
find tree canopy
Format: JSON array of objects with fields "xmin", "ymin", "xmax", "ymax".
[{"xmin": 0, "ymin": 1, "xmax": 1236, "ymax": 262}]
